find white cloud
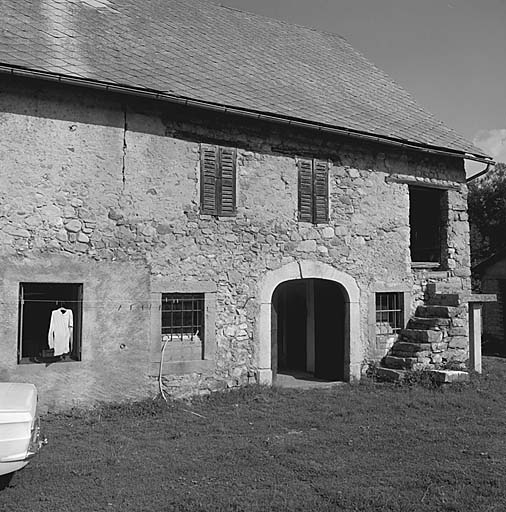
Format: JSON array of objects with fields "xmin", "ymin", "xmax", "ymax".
[{"xmin": 473, "ymin": 128, "xmax": 506, "ymax": 163}]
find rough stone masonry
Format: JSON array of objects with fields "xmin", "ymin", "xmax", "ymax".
[{"xmin": 0, "ymin": 78, "xmax": 472, "ymax": 410}]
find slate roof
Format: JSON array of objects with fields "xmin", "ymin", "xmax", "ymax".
[{"xmin": 0, "ymin": 0, "xmax": 488, "ymax": 158}]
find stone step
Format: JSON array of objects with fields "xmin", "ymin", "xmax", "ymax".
[
  {"xmin": 399, "ymin": 329, "xmax": 443, "ymax": 343},
  {"xmin": 391, "ymin": 352, "xmax": 432, "ymax": 360},
  {"xmin": 426, "ymin": 279, "xmax": 466, "ymax": 295},
  {"xmin": 383, "ymin": 355, "xmax": 419, "ymax": 370},
  {"xmin": 391, "ymin": 341, "xmax": 432, "ymax": 354},
  {"xmin": 426, "ymin": 294, "xmax": 462, "ymax": 307},
  {"xmin": 375, "ymin": 367, "xmax": 469, "ymax": 384},
  {"xmin": 407, "ymin": 317, "xmax": 450, "ymax": 330},
  {"xmin": 375, "ymin": 367, "xmax": 405, "ymax": 382},
  {"xmin": 415, "ymin": 305, "xmax": 463, "ymax": 319},
  {"xmin": 428, "ymin": 370, "xmax": 469, "ymax": 383}
]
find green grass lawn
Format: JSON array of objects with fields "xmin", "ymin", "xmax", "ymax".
[{"xmin": 2, "ymin": 357, "xmax": 506, "ymax": 512}]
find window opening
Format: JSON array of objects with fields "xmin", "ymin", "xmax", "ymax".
[
  {"xmin": 409, "ymin": 186, "xmax": 444, "ymax": 264},
  {"xmin": 375, "ymin": 292, "xmax": 404, "ymax": 339},
  {"xmin": 161, "ymin": 293, "xmax": 205, "ymax": 361},
  {"xmin": 18, "ymin": 283, "xmax": 83, "ymax": 364},
  {"xmin": 161, "ymin": 293, "xmax": 204, "ymax": 341}
]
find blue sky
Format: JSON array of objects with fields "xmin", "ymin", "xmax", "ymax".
[{"xmin": 220, "ymin": 0, "xmax": 506, "ymax": 166}]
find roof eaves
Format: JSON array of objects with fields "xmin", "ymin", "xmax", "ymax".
[{"xmin": 0, "ymin": 62, "xmax": 493, "ymax": 163}]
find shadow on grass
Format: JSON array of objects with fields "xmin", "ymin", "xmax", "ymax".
[{"xmin": 0, "ymin": 473, "xmax": 14, "ymax": 491}]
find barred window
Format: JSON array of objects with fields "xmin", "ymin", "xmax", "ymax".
[
  {"xmin": 375, "ymin": 292, "xmax": 404, "ymax": 337},
  {"xmin": 161, "ymin": 293, "xmax": 204, "ymax": 342}
]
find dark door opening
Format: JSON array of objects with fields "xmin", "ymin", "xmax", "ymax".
[
  {"xmin": 314, "ymin": 279, "xmax": 346, "ymax": 380},
  {"xmin": 18, "ymin": 283, "xmax": 83, "ymax": 363},
  {"xmin": 272, "ymin": 278, "xmax": 346, "ymax": 381}
]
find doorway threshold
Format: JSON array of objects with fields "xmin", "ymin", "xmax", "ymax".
[{"xmin": 275, "ymin": 371, "xmax": 344, "ymax": 389}]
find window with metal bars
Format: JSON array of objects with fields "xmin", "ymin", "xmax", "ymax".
[
  {"xmin": 375, "ymin": 292, "xmax": 404, "ymax": 337},
  {"xmin": 200, "ymin": 145, "xmax": 237, "ymax": 217},
  {"xmin": 161, "ymin": 293, "xmax": 204, "ymax": 342}
]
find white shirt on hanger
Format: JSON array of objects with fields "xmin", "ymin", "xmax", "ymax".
[{"xmin": 48, "ymin": 308, "xmax": 73, "ymax": 356}]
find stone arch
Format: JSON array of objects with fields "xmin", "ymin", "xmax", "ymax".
[{"xmin": 256, "ymin": 260, "xmax": 361, "ymax": 385}]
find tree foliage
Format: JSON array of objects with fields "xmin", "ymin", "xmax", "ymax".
[{"xmin": 468, "ymin": 162, "xmax": 506, "ymax": 265}]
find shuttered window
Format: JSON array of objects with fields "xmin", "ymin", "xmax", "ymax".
[
  {"xmin": 298, "ymin": 159, "xmax": 329, "ymax": 223},
  {"xmin": 200, "ymin": 145, "xmax": 237, "ymax": 216}
]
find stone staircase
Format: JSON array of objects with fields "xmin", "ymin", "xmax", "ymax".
[{"xmin": 377, "ymin": 285, "xmax": 470, "ymax": 383}]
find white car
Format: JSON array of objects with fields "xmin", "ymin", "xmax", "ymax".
[{"xmin": 0, "ymin": 383, "xmax": 46, "ymax": 477}]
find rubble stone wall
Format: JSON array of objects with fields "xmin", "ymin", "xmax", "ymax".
[{"xmin": 0, "ymin": 78, "xmax": 470, "ymax": 409}]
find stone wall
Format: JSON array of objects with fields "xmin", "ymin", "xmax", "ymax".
[
  {"xmin": 0, "ymin": 78, "xmax": 471, "ymax": 409},
  {"xmin": 0, "ymin": 258, "xmax": 152, "ymax": 410}
]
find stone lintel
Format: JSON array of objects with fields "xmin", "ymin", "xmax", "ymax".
[
  {"xmin": 465, "ymin": 294, "xmax": 497, "ymax": 303},
  {"xmin": 385, "ymin": 174, "xmax": 460, "ymax": 190},
  {"xmin": 428, "ymin": 370, "xmax": 469, "ymax": 383}
]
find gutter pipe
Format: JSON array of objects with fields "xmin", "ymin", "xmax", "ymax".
[
  {"xmin": 467, "ymin": 162, "xmax": 495, "ymax": 183},
  {"xmin": 0, "ymin": 63, "xmax": 494, "ymax": 165}
]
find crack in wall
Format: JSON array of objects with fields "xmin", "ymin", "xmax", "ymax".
[
  {"xmin": 297, "ymin": 260, "xmax": 303, "ymax": 279},
  {"xmin": 122, "ymin": 110, "xmax": 127, "ymax": 186}
]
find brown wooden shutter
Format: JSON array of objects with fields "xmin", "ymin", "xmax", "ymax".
[
  {"xmin": 200, "ymin": 145, "xmax": 218, "ymax": 215},
  {"xmin": 298, "ymin": 159, "xmax": 313, "ymax": 222},
  {"xmin": 218, "ymin": 147, "xmax": 237, "ymax": 216},
  {"xmin": 313, "ymin": 159, "xmax": 329, "ymax": 224}
]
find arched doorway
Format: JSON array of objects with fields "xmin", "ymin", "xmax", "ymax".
[
  {"xmin": 272, "ymin": 279, "xmax": 346, "ymax": 381},
  {"xmin": 256, "ymin": 261, "xmax": 361, "ymax": 386}
]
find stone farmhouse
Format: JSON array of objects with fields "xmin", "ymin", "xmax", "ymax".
[{"xmin": 0, "ymin": 0, "xmax": 492, "ymax": 409}]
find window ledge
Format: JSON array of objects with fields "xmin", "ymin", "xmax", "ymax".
[
  {"xmin": 149, "ymin": 359, "xmax": 215, "ymax": 376},
  {"xmin": 19, "ymin": 357, "xmax": 80, "ymax": 365},
  {"xmin": 411, "ymin": 262, "xmax": 441, "ymax": 270}
]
